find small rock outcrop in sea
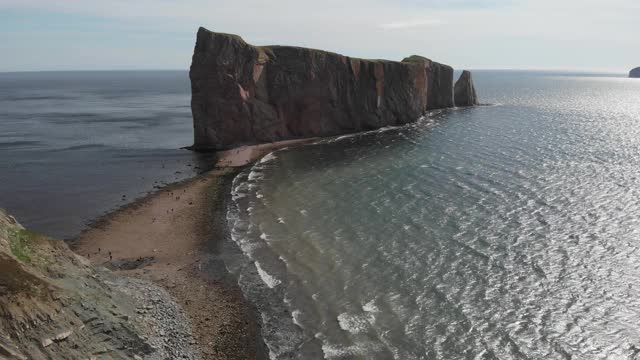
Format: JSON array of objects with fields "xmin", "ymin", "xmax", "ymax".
[
  {"xmin": 189, "ymin": 27, "xmax": 477, "ymax": 150},
  {"xmin": 630, "ymin": 67, "xmax": 640, "ymax": 78},
  {"xmin": 454, "ymin": 70, "xmax": 478, "ymax": 107}
]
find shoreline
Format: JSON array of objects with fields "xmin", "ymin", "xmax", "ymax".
[
  {"xmin": 71, "ymin": 138, "xmax": 314, "ymax": 359},
  {"xmin": 213, "ymin": 138, "xmax": 317, "ymax": 168},
  {"xmin": 73, "ymin": 168, "xmax": 268, "ymax": 359}
]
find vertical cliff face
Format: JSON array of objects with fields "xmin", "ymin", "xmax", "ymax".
[
  {"xmin": 454, "ymin": 70, "xmax": 478, "ymax": 107},
  {"xmin": 190, "ymin": 27, "xmax": 476, "ymax": 150}
]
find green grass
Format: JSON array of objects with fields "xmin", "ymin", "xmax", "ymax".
[
  {"xmin": 8, "ymin": 228, "xmax": 34, "ymax": 263},
  {"xmin": 402, "ymin": 55, "xmax": 428, "ymax": 63}
]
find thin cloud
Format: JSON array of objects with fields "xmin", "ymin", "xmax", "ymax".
[
  {"xmin": 0, "ymin": 0, "xmax": 637, "ymax": 71},
  {"xmin": 379, "ymin": 18, "xmax": 446, "ymax": 30}
]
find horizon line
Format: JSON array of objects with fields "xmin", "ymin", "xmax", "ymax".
[{"xmin": 0, "ymin": 68, "xmax": 630, "ymax": 75}]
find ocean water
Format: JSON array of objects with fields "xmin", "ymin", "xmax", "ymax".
[
  {"xmin": 0, "ymin": 71, "xmax": 214, "ymax": 239},
  {"xmin": 3, "ymin": 69, "xmax": 640, "ymax": 359},
  {"xmin": 227, "ymin": 71, "xmax": 640, "ymax": 359}
]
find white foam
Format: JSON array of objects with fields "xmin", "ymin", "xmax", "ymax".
[
  {"xmin": 321, "ymin": 341, "xmax": 385, "ymax": 359},
  {"xmin": 278, "ymin": 255, "xmax": 289, "ymax": 267},
  {"xmin": 328, "ymin": 124, "xmax": 402, "ymax": 144},
  {"xmin": 333, "ymin": 133, "xmax": 358, "ymax": 142},
  {"xmin": 254, "ymin": 261, "xmax": 281, "ymax": 288},
  {"xmin": 362, "ymin": 299, "xmax": 380, "ymax": 313},
  {"xmin": 231, "ymin": 180, "xmax": 245, "ymax": 205},
  {"xmin": 337, "ymin": 312, "xmax": 370, "ymax": 334},
  {"xmin": 248, "ymin": 170, "xmax": 263, "ymax": 181},
  {"xmin": 226, "ymin": 159, "xmax": 297, "ymax": 360},
  {"xmin": 300, "ymin": 209, "xmax": 308, "ymax": 216},
  {"xmin": 291, "ymin": 309, "xmax": 304, "ymax": 328},
  {"xmin": 277, "ymin": 217, "xmax": 285, "ymax": 224},
  {"xmin": 375, "ymin": 125, "xmax": 397, "ymax": 133},
  {"xmin": 233, "ymin": 238, "xmax": 261, "ymax": 254},
  {"xmin": 259, "ymin": 313, "xmax": 278, "ymax": 360},
  {"xmin": 260, "ymin": 232, "xmax": 269, "ymax": 240},
  {"xmin": 259, "ymin": 152, "xmax": 278, "ymax": 164}
]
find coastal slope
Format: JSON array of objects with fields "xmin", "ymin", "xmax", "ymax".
[
  {"xmin": 0, "ymin": 169, "xmax": 266, "ymax": 359},
  {"xmin": 631, "ymin": 67, "xmax": 640, "ymax": 78},
  {"xmin": 190, "ymin": 27, "xmax": 478, "ymax": 150},
  {"xmin": 0, "ymin": 209, "xmax": 200, "ymax": 359}
]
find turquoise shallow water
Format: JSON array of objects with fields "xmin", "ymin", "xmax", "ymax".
[{"xmin": 227, "ymin": 71, "xmax": 640, "ymax": 359}]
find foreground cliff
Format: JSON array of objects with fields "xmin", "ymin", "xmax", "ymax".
[
  {"xmin": 0, "ymin": 209, "xmax": 200, "ymax": 359},
  {"xmin": 190, "ymin": 27, "xmax": 478, "ymax": 150},
  {"xmin": 631, "ymin": 67, "xmax": 640, "ymax": 78}
]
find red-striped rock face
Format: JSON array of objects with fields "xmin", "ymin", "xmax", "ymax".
[
  {"xmin": 350, "ymin": 59, "xmax": 361, "ymax": 78},
  {"xmin": 190, "ymin": 27, "xmax": 468, "ymax": 150}
]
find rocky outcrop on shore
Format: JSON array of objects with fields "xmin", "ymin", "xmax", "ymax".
[
  {"xmin": 190, "ymin": 27, "xmax": 478, "ymax": 150},
  {"xmin": 0, "ymin": 209, "xmax": 201, "ymax": 359},
  {"xmin": 454, "ymin": 70, "xmax": 478, "ymax": 106},
  {"xmin": 630, "ymin": 67, "xmax": 640, "ymax": 78}
]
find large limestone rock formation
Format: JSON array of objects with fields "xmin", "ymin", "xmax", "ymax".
[
  {"xmin": 454, "ymin": 70, "xmax": 478, "ymax": 107},
  {"xmin": 630, "ymin": 67, "xmax": 640, "ymax": 78},
  {"xmin": 401, "ymin": 55, "xmax": 455, "ymax": 110},
  {"xmin": 190, "ymin": 27, "xmax": 475, "ymax": 150}
]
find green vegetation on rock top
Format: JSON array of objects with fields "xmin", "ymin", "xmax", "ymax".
[{"xmin": 402, "ymin": 55, "xmax": 429, "ymax": 63}]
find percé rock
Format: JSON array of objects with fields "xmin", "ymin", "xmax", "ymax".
[
  {"xmin": 401, "ymin": 55, "xmax": 455, "ymax": 110},
  {"xmin": 454, "ymin": 70, "xmax": 478, "ymax": 106},
  {"xmin": 630, "ymin": 67, "xmax": 640, "ymax": 78},
  {"xmin": 190, "ymin": 27, "xmax": 474, "ymax": 150}
]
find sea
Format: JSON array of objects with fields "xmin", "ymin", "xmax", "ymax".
[
  {"xmin": 0, "ymin": 71, "xmax": 214, "ymax": 239},
  {"xmin": 2, "ymin": 70, "xmax": 640, "ymax": 359}
]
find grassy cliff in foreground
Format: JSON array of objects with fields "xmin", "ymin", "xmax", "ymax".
[{"xmin": 0, "ymin": 209, "xmax": 160, "ymax": 359}]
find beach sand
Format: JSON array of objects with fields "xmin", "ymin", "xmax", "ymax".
[
  {"xmin": 73, "ymin": 168, "xmax": 265, "ymax": 360},
  {"xmin": 72, "ymin": 139, "xmax": 314, "ymax": 359},
  {"xmin": 214, "ymin": 138, "xmax": 317, "ymax": 167}
]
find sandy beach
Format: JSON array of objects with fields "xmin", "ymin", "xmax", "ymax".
[
  {"xmin": 72, "ymin": 139, "xmax": 312, "ymax": 359},
  {"xmin": 74, "ymin": 168, "xmax": 266, "ymax": 359},
  {"xmin": 214, "ymin": 138, "xmax": 317, "ymax": 167}
]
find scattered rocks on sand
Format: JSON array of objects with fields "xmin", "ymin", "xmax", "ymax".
[
  {"xmin": 114, "ymin": 276, "xmax": 202, "ymax": 360},
  {"xmin": 107, "ymin": 256, "xmax": 156, "ymax": 271}
]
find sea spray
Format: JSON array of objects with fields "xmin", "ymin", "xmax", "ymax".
[{"xmin": 226, "ymin": 155, "xmax": 323, "ymax": 359}]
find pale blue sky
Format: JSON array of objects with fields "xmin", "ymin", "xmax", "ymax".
[{"xmin": 0, "ymin": 0, "xmax": 638, "ymax": 72}]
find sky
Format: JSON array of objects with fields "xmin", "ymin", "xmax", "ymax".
[{"xmin": 0, "ymin": 0, "xmax": 638, "ymax": 73}]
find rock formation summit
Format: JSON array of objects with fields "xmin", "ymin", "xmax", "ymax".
[
  {"xmin": 454, "ymin": 70, "xmax": 478, "ymax": 107},
  {"xmin": 190, "ymin": 27, "xmax": 478, "ymax": 150},
  {"xmin": 630, "ymin": 67, "xmax": 640, "ymax": 78}
]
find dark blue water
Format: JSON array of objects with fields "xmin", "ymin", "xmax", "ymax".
[
  {"xmin": 0, "ymin": 71, "xmax": 214, "ymax": 239},
  {"xmin": 227, "ymin": 71, "xmax": 640, "ymax": 359}
]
